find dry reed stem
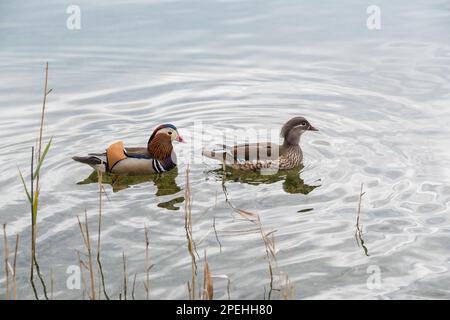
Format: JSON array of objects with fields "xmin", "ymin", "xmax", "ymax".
[
  {"xmin": 12, "ymin": 234, "xmax": 19, "ymax": 300},
  {"xmin": 77, "ymin": 212, "xmax": 96, "ymax": 300},
  {"xmin": 280, "ymin": 273, "xmax": 295, "ymax": 300},
  {"xmin": 3, "ymin": 224, "xmax": 10, "ymax": 300},
  {"xmin": 96, "ymin": 167, "xmax": 109, "ymax": 300},
  {"xmin": 76, "ymin": 251, "xmax": 87, "ymax": 300},
  {"xmin": 97, "ymin": 268, "xmax": 101, "ymax": 300},
  {"xmin": 131, "ymin": 273, "xmax": 137, "ymax": 300},
  {"xmin": 219, "ymin": 163, "xmax": 294, "ymax": 299},
  {"xmin": 211, "ymin": 275, "xmax": 231, "ymax": 300},
  {"xmin": 202, "ymin": 251, "xmax": 213, "ymax": 300},
  {"xmin": 50, "ymin": 268, "xmax": 54, "ymax": 300},
  {"xmin": 355, "ymin": 183, "xmax": 369, "ymax": 256},
  {"xmin": 30, "ymin": 147, "xmax": 35, "ymax": 281},
  {"xmin": 184, "ymin": 165, "xmax": 198, "ymax": 299},
  {"xmin": 234, "ymin": 210, "xmax": 278, "ymax": 299},
  {"xmin": 144, "ymin": 225, "xmax": 150, "ymax": 300},
  {"xmin": 122, "ymin": 252, "xmax": 127, "ymax": 300},
  {"xmin": 219, "ymin": 166, "xmax": 284, "ymax": 299},
  {"xmin": 213, "ymin": 217, "xmax": 222, "ymax": 253}
]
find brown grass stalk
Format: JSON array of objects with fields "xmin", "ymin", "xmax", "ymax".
[
  {"xmin": 96, "ymin": 167, "xmax": 110, "ymax": 300},
  {"xmin": 12, "ymin": 234, "xmax": 19, "ymax": 300},
  {"xmin": 220, "ymin": 168, "xmax": 291, "ymax": 300},
  {"xmin": 50, "ymin": 268, "xmax": 54, "ymax": 300},
  {"xmin": 144, "ymin": 225, "xmax": 151, "ymax": 300},
  {"xmin": 355, "ymin": 183, "xmax": 369, "ymax": 256},
  {"xmin": 280, "ymin": 273, "xmax": 295, "ymax": 300},
  {"xmin": 202, "ymin": 251, "xmax": 213, "ymax": 300},
  {"xmin": 77, "ymin": 211, "xmax": 96, "ymax": 300},
  {"xmin": 212, "ymin": 217, "xmax": 222, "ymax": 253},
  {"xmin": 122, "ymin": 252, "xmax": 127, "ymax": 300},
  {"xmin": 184, "ymin": 165, "xmax": 198, "ymax": 299},
  {"xmin": 233, "ymin": 210, "xmax": 278, "ymax": 299},
  {"xmin": 76, "ymin": 251, "xmax": 87, "ymax": 300},
  {"xmin": 131, "ymin": 273, "xmax": 137, "ymax": 300},
  {"xmin": 2, "ymin": 224, "xmax": 10, "ymax": 300}
]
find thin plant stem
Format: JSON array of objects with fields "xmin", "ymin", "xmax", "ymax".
[
  {"xmin": 144, "ymin": 225, "xmax": 150, "ymax": 300},
  {"xmin": 50, "ymin": 268, "xmax": 54, "ymax": 300},
  {"xmin": 213, "ymin": 217, "xmax": 222, "ymax": 253},
  {"xmin": 122, "ymin": 252, "xmax": 127, "ymax": 300},
  {"xmin": 77, "ymin": 212, "xmax": 96, "ymax": 300},
  {"xmin": 355, "ymin": 183, "xmax": 369, "ymax": 256},
  {"xmin": 12, "ymin": 234, "xmax": 19, "ymax": 300},
  {"xmin": 131, "ymin": 273, "xmax": 137, "ymax": 300},
  {"xmin": 30, "ymin": 147, "xmax": 35, "ymax": 283},
  {"xmin": 96, "ymin": 168, "xmax": 109, "ymax": 300},
  {"xmin": 76, "ymin": 251, "xmax": 87, "ymax": 300},
  {"xmin": 184, "ymin": 165, "xmax": 198, "ymax": 299},
  {"xmin": 3, "ymin": 224, "xmax": 10, "ymax": 300}
]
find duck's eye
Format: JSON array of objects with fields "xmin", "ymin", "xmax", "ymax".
[
  {"xmin": 168, "ymin": 131, "xmax": 172, "ymax": 135},
  {"xmin": 301, "ymin": 121, "xmax": 307, "ymax": 126}
]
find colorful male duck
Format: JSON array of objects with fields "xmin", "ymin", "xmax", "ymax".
[
  {"xmin": 73, "ymin": 124, "xmax": 184, "ymax": 175},
  {"xmin": 202, "ymin": 117, "xmax": 318, "ymax": 171}
]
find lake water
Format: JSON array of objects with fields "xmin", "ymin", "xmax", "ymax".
[{"xmin": 1, "ymin": 0, "xmax": 450, "ymax": 299}]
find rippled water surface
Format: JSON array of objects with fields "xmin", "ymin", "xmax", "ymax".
[{"xmin": 1, "ymin": 0, "xmax": 450, "ymax": 299}]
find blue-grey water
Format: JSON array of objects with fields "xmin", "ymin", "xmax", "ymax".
[{"xmin": 1, "ymin": 0, "xmax": 450, "ymax": 299}]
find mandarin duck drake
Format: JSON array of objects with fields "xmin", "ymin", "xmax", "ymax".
[
  {"xmin": 202, "ymin": 117, "xmax": 318, "ymax": 171},
  {"xmin": 73, "ymin": 124, "xmax": 185, "ymax": 175}
]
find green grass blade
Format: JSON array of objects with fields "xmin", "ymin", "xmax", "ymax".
[
  {"xmin": 32, "ymin": 190, "xmax": 39, "ymax": 223},
  {"xmin": 33, "ymin": 137, "xmax": 52, "ymax": 180},
  {"xmin": 18, "ymin": 169, "xmax": 32, "ymax": 204}
]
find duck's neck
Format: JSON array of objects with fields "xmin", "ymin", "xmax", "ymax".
[
  {"xmin": 281, "ymin": 141, "xmax": 301, "ymax": 159},
  {"xmin": 282, "ymin": 139, "xmax": 300, "ymax": 150},
  {"xmin": 148, "ymin": 134, "xmax": 173, "ymax": 161}
]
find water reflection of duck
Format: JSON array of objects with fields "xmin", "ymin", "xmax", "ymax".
[
  {"xmin": 202, "ymin": 117, "xmax": 318, "ymax": 171},
  {"xmin": 77, "ymin": 169, "xmax": 184, "ymax": 210},
  {"xmin": 211, "ymin": 166, "xmax": 319, "ymax": 195}
]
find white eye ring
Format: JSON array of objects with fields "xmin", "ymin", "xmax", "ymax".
[{"xmin": 293, "ymin": 123, "xmax": 306, "ymax": 129}]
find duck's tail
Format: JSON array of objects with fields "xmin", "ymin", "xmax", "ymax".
[
  {"xmin": 72, "ymin": 153, "xmax": 107, "ymax": 170},
  {"xmin": 201, "ymin": 145, "xmax": 230, "ymax": 161}
]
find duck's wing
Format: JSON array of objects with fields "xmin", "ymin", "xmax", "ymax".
[
  {"xmin": 83, "ymin": 147, "xmax": 150, "ymax": 159},
  {"xmin": 203, "ymin": 143, "xmax": 280, "ymax": 164},
  {"xmin": 123, "ymin": 147, "xmax": 151, "ymax": 158}
]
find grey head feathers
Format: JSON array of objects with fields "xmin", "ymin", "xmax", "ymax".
[{"xmin": 281, "ymin": 117, "xmax": 318, "ymax": 146}]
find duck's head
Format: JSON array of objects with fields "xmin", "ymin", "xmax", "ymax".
[
  {"xmin": 147, "ymin": 124, "xmax": 185, "ymax": 160},
  {"xmin": 148, "ymin": 124, "xmax": 185, "ymax": 145},
  {"xmin": 281, "ymin": 117, "xmax": 318, "ymax": 146}
]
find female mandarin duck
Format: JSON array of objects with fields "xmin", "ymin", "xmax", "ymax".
[
  {"xmin": 202, "ymin": 117, "xmax": 318, "ymax": 171},
  {"xmin": 73, "ymin": 124, "xmax": 184, "ymax": 175}
]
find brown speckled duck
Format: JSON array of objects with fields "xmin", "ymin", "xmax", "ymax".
[
  {"xmin": 73, "ymin": 124, "xmax": 185, "ymax": 175},
  {"xmin": 202, "ymin": 117, "xmax": 318, "ymax": 171}
]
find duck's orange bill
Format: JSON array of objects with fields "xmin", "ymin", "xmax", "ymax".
[{"xmin": 176, "ymin": 135, "xmax": 186, "ymax": 143}]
